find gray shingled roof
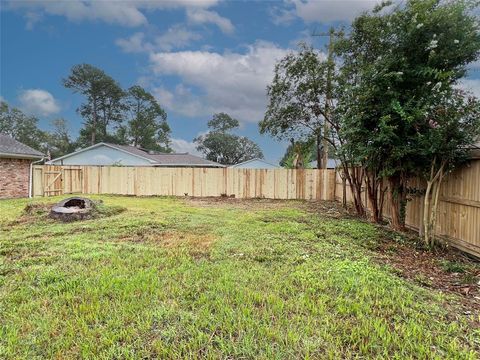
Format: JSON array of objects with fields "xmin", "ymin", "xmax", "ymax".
[
  {"xmin": 471, "ymin": 140, "xmax": 480, "ymax": 159},
  {"xmin": 103, "ymin": 143, "xmax": 224, "ymax": 167},
  {"xmin": 0, "ymin": 134, "xmax": 44, "ymax": 159}
]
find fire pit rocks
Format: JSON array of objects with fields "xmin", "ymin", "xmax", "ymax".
[{"xmin": 49, "ymin": 197, "xmax": 98, "ymax": 222}]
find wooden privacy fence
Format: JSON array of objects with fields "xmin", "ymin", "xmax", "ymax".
[
  {"xmin": 335, "ymin": 159, "xmax": 480, "ymax": 258},
  {"xmin": 32, "ymin": 165, "xmax": 336, "ymax": 201}
]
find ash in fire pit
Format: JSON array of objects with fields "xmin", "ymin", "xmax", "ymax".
[
  {"xmin": 63, "ymin": 198, "xmax": 86, "ymax": 209},
  {"xmin": 50, "ymin": 197, "xmax": 96, "ymax": 222}
]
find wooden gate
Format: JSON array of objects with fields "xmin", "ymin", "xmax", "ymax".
[
  {"xmin": 32, "ymin": 166, "xmax": 83, "ymax": 196},
  {"xmin": 44, "ymin": 168, "xmax": 63, "ymax": 196}
]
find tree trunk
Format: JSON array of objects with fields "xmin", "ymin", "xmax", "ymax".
[
  {"xmin": 344, "ymin": 165, "xmax": 365, "ymax": 217},
  {"xmin": 91, "ymin": 98, "xmax": 97, "ymax": 145},
  {"xmin": 366, "ymin": 171, "xmax": 382, "ymax": 223},
  {"xmin": 423, "ymin": 179, "xmax": 433, "ymax": 245},
  {"xmin": 387, "ymin": 175, "xmax": 405, "ymax": 231},
  {"xmin": 366, "ymin": 177, "xmax": 376, "ymax": 222},
  {"xmin": 423, "ymin": 160, "xmax": 446, "ymax": 247},
  {"xmin": 430, "ymin": 173, "xmax": 444, "ymax": 241},
  {"xmin": 378, "ymin": 182, "xmax": 387, "ymax": 221},
  {"xmin": 316, "ymin": 131, "xmax": 322, "ymax": 169}
]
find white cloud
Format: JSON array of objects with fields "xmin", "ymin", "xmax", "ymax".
[
  {"xmin": 116, "ymin": 25, "xmax": 202, "ymax": 53},
  {"xmin": 153, "ymin": 84, "xmax": 207, "ymax": 118},
  {"xmin": 468, "ymin": 59, "xmax": 480, "ymax": 70},
  {"xmin": 170, "ymin": 138, "xmax": 202, "ymax": 156},
  {"xmin": 457, "ymin": 78, "xmax": 480, "ymax": 98},
  {"xmin": 274, "ymin": 0, "xmax": 384, "ymax": 25},
  {"xmin": 116, "ymin": 32, "xmax": 152, "ymax": 53},
  {"xmin": 269, "ymin": 5, "xmax": 297, "ymax": 26},
  {"xmin": 186, "ymin": 8, "xmax": 234, "ymax": 34},
  {"xmin": 8, "ymin": 0, "xmax": 221, "ymax": 27},
  {"xmin": 10, "ymin": 0, "xmax": 147, "ymax": 27},
  {"xmin": 148, "ymin": 41, "xmax": 291, "ymax": 122},
  {"xmin": 18, "ymin": 89, "xmax": 60, "ymax": 116},
  {"xmin": 24, "ymin": 11, "xmax": 44, "ymax": 30},
  {"xmin": 154, "ymin": 25, "xmax": 202, "ymax": 51}
]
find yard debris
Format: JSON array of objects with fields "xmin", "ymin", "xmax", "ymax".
[{"xmin": 373, "ymin": 234, "xmax": 480, "ymax": 312}]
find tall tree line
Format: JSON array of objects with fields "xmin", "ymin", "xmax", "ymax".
[
  {"xmin": 0, "ymin": 64, "xmax": 172, "ymax": 158},
  {"xmin": 0, "ymin": 101, "xmax": 76, "ymax": 159},
  {"xmin": 63, "ymin": 64, "xmax": 172, "ymax": 151},
  {"xmin": 1, "ymin": 64, "xmax": 265, "ymax": 165}
]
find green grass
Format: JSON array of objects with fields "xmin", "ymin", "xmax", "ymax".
[
  {"xmin": 439, "ymin": 259, "xmax": 468, "ymax": 274},
  {"xmin": 0, "ymin": 196, "xmax": 477, "ymax": 359}
]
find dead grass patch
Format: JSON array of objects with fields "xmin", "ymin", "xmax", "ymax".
[
  {"xmin": 117, "ymin": 226, "xmax": 216, "ymax": 257},
  {"xmin": 7, "ymin": 203, "xmax": 54, "ymax": 225},
  {"xmin": 184, "ymin": 196, "xmax": 302, "ymax": 210}
]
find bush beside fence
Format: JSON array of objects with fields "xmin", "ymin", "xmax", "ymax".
[{"xmin": 335, "ymin": 159, "xmax": 480, "ymax": 258}]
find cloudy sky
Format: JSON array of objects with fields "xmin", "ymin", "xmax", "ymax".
[{"xmin": 1, "ymin": 0, "xmax": 479, "ymax": 163}]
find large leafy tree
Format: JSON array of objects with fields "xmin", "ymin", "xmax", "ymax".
[
  {"xmin": 417, "ymin": 90, "xmax": 480, "ymax": 246},
  {"xmin": 260, "ymin": 44, "xmax": 330, "ymax": 168},
  {"xmin": 122, "ymin": 85, "xmax": 171, "ymax": 152},
  {"xmin": 337, "ymin": 0, "xmax": 480, "ymax": 230},
  {"xmin": 194, "ymin": 113, "xmax": 264, "ymax": 165},
  {"xmin": 63, "ymin": 64, "xmax": 125, "ymax": 146},
  {"xmin": 0, "ymin": 101, "xmax": 48, "ymax": 152}
]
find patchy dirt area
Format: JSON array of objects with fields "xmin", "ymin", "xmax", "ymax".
[
  {"xmin": 373, "ymin": 235, "xmax": 480, "ymax": 311},
  {"xmin": 116, "ymin": 223, "xmax": 217, "ymax": 258},
  {"xmin": 187, "ymin": 196, "xmax": 352, "ymax": 219},
  {"xmin": 184, "ymin": 196, "xmax": 305, "ymax": 210}
]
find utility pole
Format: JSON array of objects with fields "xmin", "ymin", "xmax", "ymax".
[{"xmin": 312, "ymin": 27, "xmax": 337, "ymax": 169}]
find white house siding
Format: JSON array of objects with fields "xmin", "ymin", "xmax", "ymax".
[{"xmin": 50, "ymin": 145, "xmax": 152, "ymax": 166}]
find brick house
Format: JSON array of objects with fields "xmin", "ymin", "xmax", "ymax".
[{"xmin": 0, "ymin": 134, "xmax": 44, "ymax": 199}]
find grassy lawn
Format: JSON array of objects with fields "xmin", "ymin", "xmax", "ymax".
[{"xmin": 0, "ymin": 195, "xmax": 478, "ymax": 359}]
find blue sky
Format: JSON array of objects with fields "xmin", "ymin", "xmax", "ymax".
[{"xmin": 1, "ymin": 0, "xmax": 479, "ymax": 163}]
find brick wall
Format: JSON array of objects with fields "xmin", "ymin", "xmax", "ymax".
[{"xmin": 0, "ymin": 158, "xmax": 32, "ymax": 199}]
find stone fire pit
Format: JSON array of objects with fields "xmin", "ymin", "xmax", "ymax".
[{"xmin": 50, "ymin": 197, "xmax": 97, "ymax": 222}]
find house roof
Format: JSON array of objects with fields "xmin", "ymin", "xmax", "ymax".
[
  {"xmin": 308, "ymin": 158, "xmax": 340, "ymax": 169},
  {"xmin": 49, "ymin": 142, "xmax": 225, "ymax": 167},
  {"xmin": 229, "ymin": 158, "xmax": 279, "ymax": 168},
  {"xmin": 0, "ymin": 134, "xmax": 44, "ymax": 159},
  {"xmin": 470, "ymin": 141, "xmax": 480, "ymax": 159}
]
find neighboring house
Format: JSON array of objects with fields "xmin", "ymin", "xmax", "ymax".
[
  {"xmin": 471, "ymin": 140, "xmax": 480, "ymax": 159},
  {"xmin": 229, "ymin": 158, "xmax": 279, "ymax": 169},
  {"xmin": 0, "ymin": 134, "xmax": 44, "ymax": 199},
  {"xmin": 308, "ymin": 158, "xmax": 340, "ymax": 169},
  {"xmin": 48, "ymin": 143, "xmax": 224, "ymax": 167}
]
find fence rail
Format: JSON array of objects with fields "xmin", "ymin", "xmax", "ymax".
[
  {"xmin": 335, "ymin": 159, "xmax": 480, "ymax": 258},
  {"xmin": 33, "ymin": 165, "xmax": 336, "ymax": 201}
]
